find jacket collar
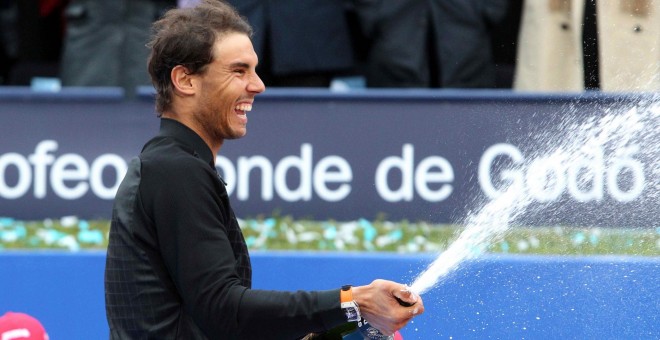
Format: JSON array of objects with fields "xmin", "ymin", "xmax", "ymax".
[{"xmin": 158, "ymin": 118, "xmax": 215, "ymax": 167}]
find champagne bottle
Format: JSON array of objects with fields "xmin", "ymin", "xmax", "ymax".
[{"xmin": 353, "ymin": 318, "xmax": 393, "ymax": 340}]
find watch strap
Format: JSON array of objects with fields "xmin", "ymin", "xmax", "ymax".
[
  {"xmin": 340, "ymin": 285, "xmax": 353, "ymax": 303},
  {"xmin": 340, "ymin": 285, "xmax": 361, "ymax": 322}
]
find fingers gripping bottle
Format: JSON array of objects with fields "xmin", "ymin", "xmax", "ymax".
[{"xmin": 340, "ymin": 285, "xmax": 411, "ymax": 339}]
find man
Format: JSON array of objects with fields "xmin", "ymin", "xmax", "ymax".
[
  {"xmin": 351, "ymin": 0, "xmax": 511, "ymax": 88},
  {"xmin": 60, "ymin": 0, "xmax": 174, "ymax": 96},
  {"xmin": 224, "ymin": 0, "xmax": 355, "ymax": 87},
  {"xmin": 104, "ymin": 1, "xmax": 424, "ymax": 339},
  {"xmin": 0, "ymin": 0, "xmax": 18, "ymax": 84},
  {"xmin": 514, "ymin": 0, "xmax": 659, "ymax": 92}
]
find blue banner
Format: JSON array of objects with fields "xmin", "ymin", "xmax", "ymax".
[{"xmin": 1, "ymin": 88, "xmax": 657, "ymax": 227}]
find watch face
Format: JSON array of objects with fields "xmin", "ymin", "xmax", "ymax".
[{"xmin": 345, "ymin": 308, "xmax": 358, "ymax": 320}]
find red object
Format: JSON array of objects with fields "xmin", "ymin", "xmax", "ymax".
[
  {"xmin": 0, "ymin": 312, "xmax": 49, "ymax": 340},
  {"xmin": 394, "ymin": 330, "xmax": 404, "ymax": 340},
  {"xmin": 39, "ymin": 0, "xmax": 66, "ymax": 17}
]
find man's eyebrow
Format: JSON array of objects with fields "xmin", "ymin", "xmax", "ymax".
[{"xmin": 229, "ymin": 62, "xmax": 250, "ymax": 69}]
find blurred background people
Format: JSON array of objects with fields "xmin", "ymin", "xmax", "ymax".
[
  {"xmin": 514, "ymin": 0, "xmax": 659, "ymax": 92},
  {"xmin": 3, "ymin": 0, "xmax": 526, "ymax": 91},
  {"xmin": 0, "ymin": 0, "xmax": 66, "ymax": 85},
  {"xmin": 59, "ymin": 0, "xmax": 175, "ymax": 96},
  {"xmin": 5, "ymin": 0, "xmax": 658, "ymax": 93},
  {"xmin": 348, "ymin": 0, "xmax": 519, "ymax": 88},
  {"xmin": 0, "ymin": 0, "xmax": 18, "ymax": 84},
  {"xmin": 225, "ymin": 0, "xmax": 355, "ymax": 87}
]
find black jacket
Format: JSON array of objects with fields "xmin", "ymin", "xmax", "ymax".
[{"xmin": 105, "ymin": 118, "xmax": 344, "ymax": 339}]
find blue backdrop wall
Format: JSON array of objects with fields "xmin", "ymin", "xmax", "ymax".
[{"xmin": 0, "ymin": 252, "xmax": 658, "ymax": 339}]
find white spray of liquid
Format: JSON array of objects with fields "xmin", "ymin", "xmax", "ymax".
[{"xmin": 410, "ymin": 98, "xmax": 659, "ymax": 295}]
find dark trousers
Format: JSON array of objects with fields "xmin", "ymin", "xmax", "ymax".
[
  {"xmin": 354, "ymin": 0, "xmax": 511, "ymax": 88},
  {"xmin": 60, "ymin": 0, "xmax": 174, "ymax": 95}
]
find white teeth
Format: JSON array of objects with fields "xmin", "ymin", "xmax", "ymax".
[{"xmin": 236, "ymin": 104, "xmax": 252, "ymax": 112}]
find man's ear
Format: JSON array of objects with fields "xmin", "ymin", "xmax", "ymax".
[{"xmin": 171, "ymin": 65, "xmax": 197, "ymax": 95}]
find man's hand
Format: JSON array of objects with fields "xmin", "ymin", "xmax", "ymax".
[{"xmin": 352, "ymin": 279, "xmax": 425, "ymax": 335}]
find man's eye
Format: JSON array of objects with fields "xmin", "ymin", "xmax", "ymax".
[{"xmin": 234, "ymin": 69, "xmax": 246, "ymax": 75}]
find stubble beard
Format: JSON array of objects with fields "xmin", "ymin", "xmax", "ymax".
[{"xmin": 195, "ymin": 98, "xmax": 244, "ymax": 144}]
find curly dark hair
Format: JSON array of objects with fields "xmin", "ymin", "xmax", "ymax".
[{"xmin": 147, "ymin": 0, "xmax": 252, "ymax": 115}]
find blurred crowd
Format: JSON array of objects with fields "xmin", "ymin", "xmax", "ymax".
[{"xmin": 0, "ymin": 0, "xmax": 657, "ymax": 94}]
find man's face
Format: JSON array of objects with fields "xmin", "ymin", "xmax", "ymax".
[{"xmin": 193, "ymin": 32, "xmax": 265, "ymax": 142}]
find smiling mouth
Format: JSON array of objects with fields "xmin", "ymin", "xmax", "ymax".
[{"xmin": 235, "ymin": 103, "xmax": 252, "ymax": 115}]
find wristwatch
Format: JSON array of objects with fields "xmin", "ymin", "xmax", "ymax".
[{"xmin": 340, "ymin": 285, "xmax": 361, "ymax": 322}]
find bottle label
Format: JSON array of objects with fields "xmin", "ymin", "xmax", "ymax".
[{"xmin": 358, "ymin": 320, "xmax": 394, "ymax": 340}]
